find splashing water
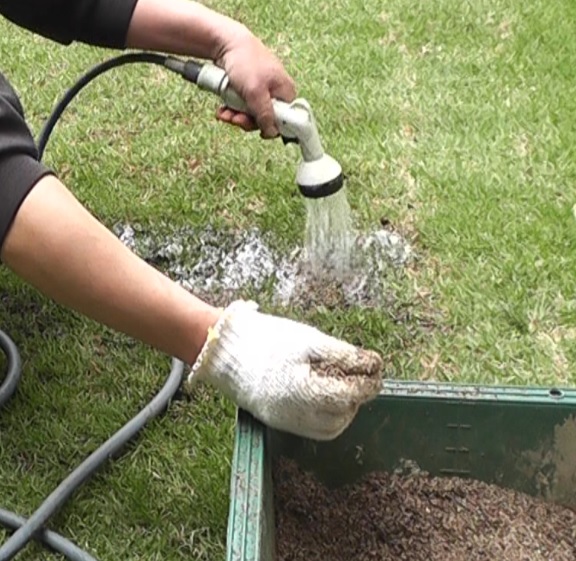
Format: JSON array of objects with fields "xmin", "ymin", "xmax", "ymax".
[{"xmin": 304, "ymin": 188, "xmax": 355, "ymax": 279}]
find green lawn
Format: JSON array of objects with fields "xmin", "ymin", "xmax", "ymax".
[{"xmin": 1, "ymin": 0, "xmax": 576, "ymax": 558}]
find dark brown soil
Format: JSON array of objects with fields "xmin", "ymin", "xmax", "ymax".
[
  {"xmin": 273, "ymin": 457, "xmax": 576, "ymax": 561},
  {"xmin": 311, "ymin": 349, "xmax": 384, "ymax": 380},
  {"xmin": 288, "ymin": 273, "xmax": 352, "ymax": 309}
]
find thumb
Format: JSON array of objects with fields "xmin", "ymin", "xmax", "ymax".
[{"xmin": 309, "ymin": 336, "xmax": 384, "ymax": 404}]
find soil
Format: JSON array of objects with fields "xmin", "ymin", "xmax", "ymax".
[
  {"xmin": 311, "ymin": 349, "xmax": 384, "ymax": 380},
  {"xmin": 273, "ymin": 457, "xmax": 576, "ymax": 561}
]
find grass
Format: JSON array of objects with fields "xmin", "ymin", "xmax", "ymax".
[{"xmin": 1, "ymin": 0, "xmax": 576, "ymax": 558}]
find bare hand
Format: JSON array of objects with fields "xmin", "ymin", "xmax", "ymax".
[{"xmin": 214, "ymin": 31, "xmax": 297, "ymax": 138}]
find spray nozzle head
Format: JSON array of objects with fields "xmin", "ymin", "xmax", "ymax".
[
  {"xmin": 271, "ymin": 99, "xmax": 345, "ymax": 199},
  {"xmin": 296, "ymin": 153, "xmax": 344, "ymax": 199},
  {"xmin": 281, "ymin": 134, "xmax": 344, "ymax": 198}
]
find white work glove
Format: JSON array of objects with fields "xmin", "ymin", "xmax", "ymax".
[{"xmin": 186, "ymin": 300, "xmax": 383, "ymax": 441}]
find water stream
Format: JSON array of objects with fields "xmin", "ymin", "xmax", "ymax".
[{"xmin": 303, "ymin": 188, "xmax": 354, "ymax": 280}]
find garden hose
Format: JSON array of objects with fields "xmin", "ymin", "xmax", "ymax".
[{"xmin": 0, "ymin": 52, "xmax": 200, "ymax": 560}]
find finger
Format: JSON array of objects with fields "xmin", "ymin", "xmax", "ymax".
[
  {"xmin": 230, "ymin": 112, "xmax": 258, "ymax": 131},
  {"xmin": 216, "ymin": 107, "xmax": 258, "ymax": 132},
  {"xmin": 301, "ymin": 403, "xmax": 360, "ymax": 441},
  {"xmin": 270, "ymin": 75, "xmax": 297, "ymax": 104},
  {"xmin": 310, "ymin": 344, "xmax": 384, "ymax": 379},
  {"xmin": 216, "ymin": 106, "xmax": 235, "ymax": 123},
  {"xmin": 282, "ymin": 366, "xmax": 367, "ymax": 441},
  {"xmin": 307, "ymin": 364, "xmax": 383, "ymax": 410},
  {"xmin": 242, "ymin": 86, "xmax": 278, "ymax": 139}
]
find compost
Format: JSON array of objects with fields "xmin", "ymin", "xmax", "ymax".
[{"xmin": 273, "ymin": 457, "xmax": 576, "ymax": 561}]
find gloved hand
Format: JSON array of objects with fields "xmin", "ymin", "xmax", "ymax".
[{"xmin": 185, "ymin": 300, "xmax": 383, "ymax": 441}]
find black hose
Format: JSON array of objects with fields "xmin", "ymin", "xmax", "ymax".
[
  {"xmin": 0, "ymin": 52, "xmax": 193, "ymax": 560},
  {"xmin": 37, "ymin": 52, "xmax": 170, "ymax": 159},
  {"xmin": 0, "ymin": 330, "xmax": 21, "ymax": 409},
  {"xmin": 0, "ymin": 359, "xmax": 184, "ymax": 561},
  {"xmin": 0, "ymin": 509, "xmax": 98, "ymax": 561}
]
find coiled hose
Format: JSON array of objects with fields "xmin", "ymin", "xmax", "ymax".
[{"xmin": 0, "ymin": 52, "xmax": 204, "ymax": 560}]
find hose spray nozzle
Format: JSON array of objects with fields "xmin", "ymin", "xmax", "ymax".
[{"xmin": 165, "ymin": 57, "xmax": 344, "ymax": 199}]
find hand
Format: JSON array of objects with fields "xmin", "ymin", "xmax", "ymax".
[
  {"xmin": 185, "ymin": 300, "xmax": 384, "ymax": 441},
  {"xmin": 213, "ymin": 31, "xmax": 297, "ymax": 138}
]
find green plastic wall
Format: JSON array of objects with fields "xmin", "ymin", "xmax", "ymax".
[{"xmin": 227, "ymin": 381, "xmax": 576, "ymax": 561}]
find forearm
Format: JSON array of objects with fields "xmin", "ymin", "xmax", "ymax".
[
  {"xmin": 0, "ymin": 176, "xmax": 221, "ymax": 364},
  {"xmin": 125, "ymin": 0, "xmax": 251, "ymax": 60},
  {"xmin": 0, "ymin": 0, "xmax": 248, "ymax": 55}
]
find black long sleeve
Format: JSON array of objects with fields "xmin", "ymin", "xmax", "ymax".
[
  {"xmin": 0, "ymin": 0, "xmax": 140, "ymax": 252},
  {"xmin": 0, "ymin": 0, "xmax": 139, "ymax": 49},
  {"xmin": 0, "ymin": 75, "xmax": 53, "ymax": 251}
]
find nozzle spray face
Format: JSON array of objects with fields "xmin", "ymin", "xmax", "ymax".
[
  {"xmin": 296, "ymin": 154, "xmax": 344, "ymax": 199},
  {"xmin": 275, "ymin": 100, "xmax": 344, "ymax": 199}
]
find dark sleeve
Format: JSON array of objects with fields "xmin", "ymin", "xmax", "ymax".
[
  {"xmin": 0, "ymin": 0, "xmax": 140, "ymax": 49},
  {"xmin": 0, "ymin": 73, "xmax": 54, "ymax": 252}
]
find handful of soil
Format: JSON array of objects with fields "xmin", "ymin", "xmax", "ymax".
[{"xmin": 274, "ymin": 457, "xmax": 576, "ymax": 561}]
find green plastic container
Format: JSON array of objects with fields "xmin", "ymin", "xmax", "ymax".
[{"xmin": 226, "ymin": 380, "xmax": 576, "ymax": 561}]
